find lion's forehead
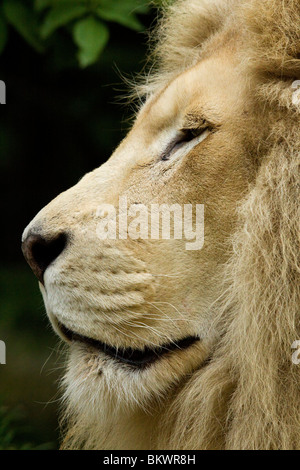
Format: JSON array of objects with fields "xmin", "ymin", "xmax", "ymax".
[{"xmin": 137, "ymin": 53, "xmax": 245, "ymax": 138}]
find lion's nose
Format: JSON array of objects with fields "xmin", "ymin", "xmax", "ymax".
[{"xmin": 22, "ymin": 232, "xmax": 68, "ymax": 284}]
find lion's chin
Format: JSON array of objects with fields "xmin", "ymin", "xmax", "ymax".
[{"xmin": 57, "ymin": 321, "xmax": 200, "ymax": 369}]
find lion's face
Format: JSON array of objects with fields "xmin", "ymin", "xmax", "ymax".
[{"xmin": 22, "ymin": 47, "xmax": 259, "ymax": 405}]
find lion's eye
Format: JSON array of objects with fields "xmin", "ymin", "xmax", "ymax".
[
  {"xmin": 161, "ymin": 127, "xmax": 210, "ymax": 161},
  {"xmin": 183, "ymin": 128, "xmax": 205, "ymax": 140}
]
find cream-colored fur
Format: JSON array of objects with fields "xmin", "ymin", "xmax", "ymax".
[{"xmin": 23, "ymin": 0, "xmax": 300, "ymax": 449}]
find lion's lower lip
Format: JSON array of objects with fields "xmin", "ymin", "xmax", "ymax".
[{"xmin": 58, "ymin": 322, "xmax": 200, "ymax": 368}]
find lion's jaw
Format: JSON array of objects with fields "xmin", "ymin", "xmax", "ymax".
[{"xmin": 22, "ymin": 46, "xmax": 259, "ymax": 447}]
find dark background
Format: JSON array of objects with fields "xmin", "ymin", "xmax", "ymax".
[{"xmin": 0, "ymin": 15, "xmax": 153, "ymax": 449}]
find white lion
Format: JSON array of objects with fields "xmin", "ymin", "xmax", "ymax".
[{"xmin": 22, "ymin": 0, "xmax": 300, "ymax": 450}]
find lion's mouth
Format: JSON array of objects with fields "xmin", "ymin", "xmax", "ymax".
[{"xmin": 58, "ymin": 322, "xmax": 200, "ymax": 369}]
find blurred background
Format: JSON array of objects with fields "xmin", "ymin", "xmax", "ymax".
[{"xmin": 0, "ymin": 0, "xmax": 159, "ymax": 449}]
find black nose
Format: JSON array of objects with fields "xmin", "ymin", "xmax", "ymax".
[{"xmin": 22, "ymin": 232, "xmax": 68, "ymax": 284}]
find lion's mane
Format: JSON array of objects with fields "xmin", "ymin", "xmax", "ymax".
[{"xmin": 151, "ymin": 0, "xmax": 300, "ymax": 450}]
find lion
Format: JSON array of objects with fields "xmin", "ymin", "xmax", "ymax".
[{"xmin": 21, "ymin": 0, "xmax": 300, "ymax": 450}]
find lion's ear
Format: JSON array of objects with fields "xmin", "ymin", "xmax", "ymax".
[{"xmin": 242, "ymin": 0, "xmax": 300, "ymax": 79}]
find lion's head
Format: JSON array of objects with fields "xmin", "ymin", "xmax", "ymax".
[{"xmin": 22, "ymin": 0, "xmax": 300, "ymax": 450}]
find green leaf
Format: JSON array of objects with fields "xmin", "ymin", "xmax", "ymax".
[
  {"xmin": 0, "ymin": 14, "xmax": 8, "ymax": 55},
  {"xmin": 73, "ymin": 16, "xmax": 109, "ymax": 68},
  {"xmin": 96, "ymin": 8, "xmax": 142, "ymax": 32},
  {"xmin": 3, "ymin": 0, "xmax": 44, "ymax": 52},
  {"xmin": 34, "ymin": 0, "xmax": 51, "ymax": 12},
  {"xmin": 96, "ymin": 0, "xmax": 149, "ymax": 31},
  {"xmin": 105, "ymin": 0, "xmax": 150, "ymax": 15},
  {"xmin": 40, "ymin": 5, "xmax": 87, "ymax": 38}
]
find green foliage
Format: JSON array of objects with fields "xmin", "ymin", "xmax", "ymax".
[
  {"xmin": 95, "ymin": 0, "xmax": 148, "ymax": 31},
  {"xmin": 0, "ymin": 405, "xmax": 56, "ymax": 450},
  {"xmin": 40, "ymin": 4, "xmax": 87, "ymax": 38},
  {"xmin": 0, "ymin": 0, "xmax": 153, "ymax": 67},
  {"xmin": 3, "ymin": 0, "xmax": 44, "ymax": 52},
  {"xmin": 0, "ymin": 406, "xmax": 30, "ymax": 450},
  {"xmin": 73, "ymin": 15, "xmax": 109, "ymax": 67}
]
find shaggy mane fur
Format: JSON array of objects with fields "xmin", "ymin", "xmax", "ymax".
[
  {"xmin": 151, "ymin": 0, "xmax": 300, "ymax": 450},
  {"xmin": 62, "ymin": 0, "xmax": 300, "ymax": 449}
]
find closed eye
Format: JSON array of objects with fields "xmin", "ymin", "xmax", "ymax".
[{"xmin": 160, "ymin": 127, "xmax": 211, "ymax": 161}]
